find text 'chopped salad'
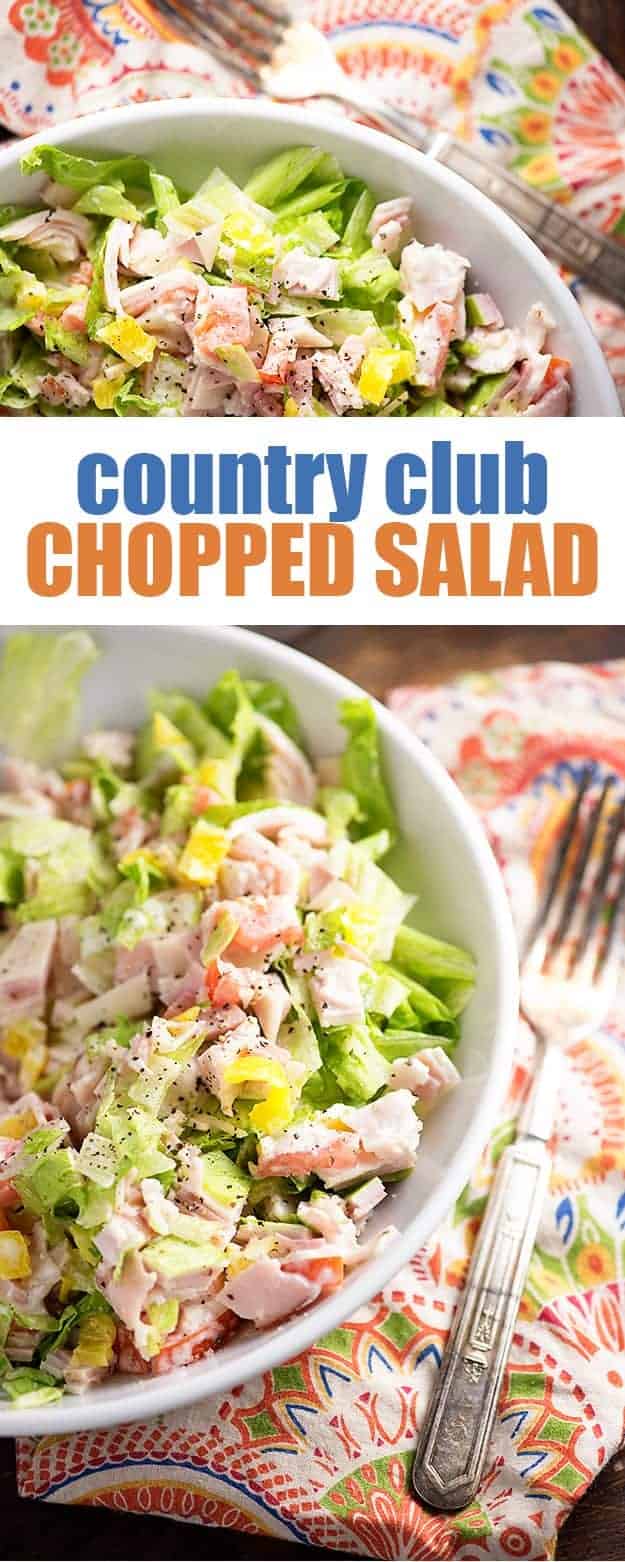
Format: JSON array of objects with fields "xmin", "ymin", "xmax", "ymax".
[
  {"xmin": 0, "ymin": 142, "xmax": 570, "ymax": 417},
  {"xmin": 0, "ymin": 632, "xmax": 474, "ymax": 1407}
]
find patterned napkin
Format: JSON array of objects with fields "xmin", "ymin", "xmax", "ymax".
[
  {"xmin": 0, "ymin": 0, "xmax": 625, "ymax": 405},
  {"xmin": 16, "ymin": 660, "xmax": 625, "ymax": 1559}
]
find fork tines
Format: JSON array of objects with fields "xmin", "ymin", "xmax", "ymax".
[
  {"xmin": 149, "ymin": 0, "xmax": 288, "ymax": 84},
  {"xmin": 525, "ymin": 766, "xmax": 625, "ymax": 980}
]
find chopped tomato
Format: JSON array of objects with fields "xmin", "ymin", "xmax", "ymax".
[
  {"xmin": 545, "ymin": 354, "xmax": 571, "ymax": 388},
  {"xmin": 152, "ymin": 1310, "xmax": 238, "ymax": 1376},
  {"xmin": 288, "ymin": 1255, "xmax": 345, "ymax": 1295},
  {"xmin": 117, "ymin": 1311, "xmax": 238, "ymax": 1377},
  {"xmin": 203, "ymin": 960, "xmax": 220, "ymax": 999}
]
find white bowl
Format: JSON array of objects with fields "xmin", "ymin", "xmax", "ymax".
[
  {"xmin": 0, "ymin": 625, "xmax": 518, "ymax": 1435},
  {"xmin": 0, "ymin": 99, "xmax": 619, "ymax": 414}
]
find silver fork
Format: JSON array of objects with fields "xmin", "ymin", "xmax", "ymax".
[
  {"xmin": 150, "ymin": 0, "xmax": 625, "ymax": 309},
  {"xmin": 411, "ymin": 764, "xmax": 625, "ymax": 1512}
]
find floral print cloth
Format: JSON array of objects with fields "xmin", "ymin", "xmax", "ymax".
[
  {"xmin": 16, "ymin": 659, "xmax": 625, "ymax": 1558},
  {"xmin": 0, "ymin": 0, "xmax": 624, "ymax": 405}
]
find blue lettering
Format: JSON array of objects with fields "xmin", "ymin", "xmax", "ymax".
[
  {"xmin": 386, "ymin": 452, "xmax": 426, "ymax": 515},
  {"xmin": 77, "ymin": 452, "xmax": 118, "ymax": 516}
]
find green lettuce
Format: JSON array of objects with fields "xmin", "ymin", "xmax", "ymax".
[
  {"xmin": 339, "ymin": 698, "xmax": 396, "ymax": 839},
  {"xmin": 323, "ymin": 1023, "xmax": 389, "ymax": 1103},
  {"xmin": 20, "ymin": 145, "xmax": 153, "ymax": 192},
  {"xmin": 391, "ymin": 924, "xmax": 475, "ymax": 1014},
  {"xmin": 0, "ymin": 629, "xmax": 98, "ymax": 764},
  {"xmin": 0, "ymin": 1366, "xmax": 63, "ymax": 1407}
]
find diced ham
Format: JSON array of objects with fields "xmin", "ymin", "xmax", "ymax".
[
  {"xmin": 52, "ymin": 1050, "xmax": 109, "ymax": 1138},
  {"xmin": 103, "ymin": 219, "xmax": 134, "ymax": 314},
  {"xmin": 161, "ymin": 960, "xmax": 205, "ymax": 1015},
  {"xmin": 116, "ymin": 925, "xmax": 202, "ymax": 1000},
  {"xmin": 399, "ymin": 299, "xmax": 456, "ymax": 391},
  {"xmin": 193, "ymin": 285, "xmax": 251, "ymax": 359},
  {"xmin": 388, "ymin": 1045, "xmax": 460, "ymax": 1102},
  {"xmin": 126, "ymin": 225, "xmax": 169, "ymax": 276},
  {"xmin": 268, "ymin": 315, "xmax": 332, "ymax": 351},
  {"xmin": 263, "ymin": 316, "xmax": 331, "ymax": 381},
  {"xmin": 38, "ymin": 372, "xmax": 91, "ymax": 409},
  {"xmin": 121, "ymin": 269, "xmax": 209, "ymax": 318},
  {"xmin": 254, "ymin": 1090, "xmax": 420, "ymax": 1188},
  {"xmin": 63, "ymin": 970, "xmax": 152, "ymax": 1044},
  {"xmin": 312, "ymin": 350, "xmax": 362, "ymax": 414},
  {"xmin": 59, "ymin": 294, "xmax": 88, "ymax": 334},
  {"xmin": 0, "ymin": 919, "xmax": 57, "ymax": 1025},
  {"xmin": 0, "ymin": 757, "xmax": 64, "ymax": 818},
  {"xmin": 273, "ymin": 248, "xmax": 340, "ymax": 300},
  {"xmin": 0, "ymin": 757, "xmax": 63, "ymax": 800},
  {"xmin": 211, "ymin": 964, "xmax": 291, "ymax": 1042},
  {"xmin": 522, "ymin": 302, "xmax": 555, "ymax": 355},
  {"xmin": 525, "ymin": 377, "xmax": 570, "ymax": 416},
  {"xmin": 228, "ymin": 807, "xmax": 327, "ymax": 846},
  {"xmin": 399, "ymin": 240, "xmax": 469, "ymax": 317},
  {"xmin": 221, "ymin": 382, "xmax": 286, "ymax": 417},
  {"xmin": 221, "ymin": 829, "xmax": 300, "ymax": 901},
  {"xmin": 201, "ymin": 895, "xmax": 302, "ymax": 957},
  {"xmin": 120, "ymin": 271, "xmax": 211, "ymax": 356},
  {"xmin": 344, "ymin": 1176, "xmax": 386, "ymax": 1224},
  {"xmin": 94, "ymin": 1211, "xmax": 149, "ymax": 1269},
  {"xmin": 184, "ymin": 363, "xmax": 233, "ymax": 415},
  {"xmin": 296, "ymin": 949, "xmax": 365, "ymax": 1029},
  {"xmin": 97, "ymin": 1248, "xmax": 156, "ymax": 1359},
  {"xmin": 0, "ymin": 208, "xmax": 92, "ymax": 264},
  {"xmin": 222, "ymin": 1254, "xmax": 319, "ymax": 1325},
  {"xmin": 508, "ymin": 354, "xmax": 550, "ymax": 412},
  {"xmin": 163, "ymin": 211, "xmax": 223, "ymax": 271},
  {"xmin": 463, "ymin": 325, "xmax": 523, "ymax": 374},
  {"xmin": 297, "ymin": 1192, "xmax": 359, "ymax": 1255},
  {"xmin": 252, "ymin": 971, "xmax": 292, "ymax": 1042},
  {"xmin": 368, "ymin": 197, "xmax": 415, "ymax": 258},
  {"xmin": 285, "ymin": 355, "xmax": 314, "ymax": 412}
]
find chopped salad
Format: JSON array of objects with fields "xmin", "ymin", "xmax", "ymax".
[
  {"xmin": 0, "ymin": 142, "xmax": 570, "ymax": 417},
  {"xmin": 0, "ymin": 632, "xmax": 474, "ymax": 1407}
]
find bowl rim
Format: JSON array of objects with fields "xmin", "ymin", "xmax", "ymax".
[
  {"xmin": 0, "ymin": 97, "xmax": 619, "ymax": 415},
  {"xmin": 0, "ymin": 624, "xmax": 519, "ymax": 1436}
]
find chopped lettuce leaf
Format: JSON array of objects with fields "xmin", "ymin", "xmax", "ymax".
[
  {"xmin": 20, "ymin": 145, "xmax": 153, "ymax": 192},
  {"xmin": 339, "ymin": 699, "xmax": 396, "ymax": 840},
  {"xmin": 0, "ymin": 1366, "xmax": 63, "ymax": 1407},
  {"xmin": 75, "ymin": 184, "xmax": 143, "ymax": 221},
  {"xmin": 323, "ymin": 1023, "xmax": 389, "ymax": 1103},
  {"xmin": 0, "ymin": 630, "xmax": 97, "ymax": 764}
]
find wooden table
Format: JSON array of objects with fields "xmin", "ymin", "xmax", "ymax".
[{"xmin": 3, "ymin": 625, "xmax": 625, "ymax": 1561}]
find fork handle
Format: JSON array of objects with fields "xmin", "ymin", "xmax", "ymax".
[
  {"xmin": 327, "ymin": 83, "xmax": 625, "ymax": 308},
  {"xmin": 411, "ymin": 1132, "xmax": 551, "ymax": 1511}
]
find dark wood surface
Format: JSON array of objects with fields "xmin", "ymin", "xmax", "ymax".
[{"xmin": 3, "ymin": 624, "xmax": 625, "ymax": 1562}]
